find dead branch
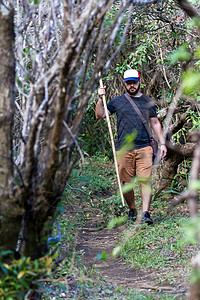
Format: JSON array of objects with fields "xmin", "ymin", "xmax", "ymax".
[
  {"xmin": 165, "ymin": 142, "xmax": 195, "ymax": 158},
  {"xmin": 176, "ymin": 0, "xmax": 200, "ymax": 18},
  {"xmin": 170, "ymin": 132, "xmax": 200, "ymax": 217},
  {"xmin": 163, "ymin": 86, "xmax": 183, "ymax": 140}
]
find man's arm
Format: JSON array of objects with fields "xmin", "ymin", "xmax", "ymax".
[
  {"xmin": 150, "ymin": 117, "xmax": 167, "ymax": 158},
  {"xmin": 95, "ymin": 86, "xmax": 111, "ymax": 119}
]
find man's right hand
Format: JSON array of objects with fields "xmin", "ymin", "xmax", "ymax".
[
  {"xmin": 96, "ymin": 86, "xmax": 109, "ymax": 119},
  {"xmin": 98, "ymin": 86, "xmax": 106, "ymax": 98}
]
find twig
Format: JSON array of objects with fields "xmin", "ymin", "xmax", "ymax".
[
  {"xmin": 158, "ymin": 33, "xmax": 171, "ymax": 89},
  {"xmin": 163, "ymin": 86, "xmax": 183, "ymax": 140},
  {"xmin": 170, "ymin": 133, "xmax": 200, "ymax": 217},
  {"xmin": 62, "ymin": 121, "xmax": 85, "ymax": 165},
  {"xmin": 140, "ymin": 285, "xmax": 174, "ymax": 291}
]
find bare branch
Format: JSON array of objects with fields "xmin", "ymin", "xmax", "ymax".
[
  {"xmin": 170, "ymin": 132, "xmax": 200, "ymax": 217},
  {"xmin": 62, "ymin": 120, "xmax": 85, "ymax": 164},
  {"xmin": 176, "ymin": 0, "xmax": 200, "ymax": 18}
]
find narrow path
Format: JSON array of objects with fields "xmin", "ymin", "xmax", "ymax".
[{"xmin": 76, "ymin": 214, "xmax": 187, "ymax": 299}]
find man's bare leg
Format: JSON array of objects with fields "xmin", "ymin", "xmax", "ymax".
[
  {"xmin": 141, "ymin": 183, "xmax": 152, "ymax": 212},
  {"xmin": 141, "ymin": 182, "xmax": 153, "ymax": 224},
  {"xmin": 123, "ymin": 188, "xmax": 137, "ymax": 221},
  {"xmin": 123, "ymin": 189, "xmax": 135, "ymax": 210}
]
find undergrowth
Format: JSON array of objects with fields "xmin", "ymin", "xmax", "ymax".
[
  {"xmin": 41, "ymin": 154, "xmax": 197, "ymax": 299},
  {"xmin": 119, "ymin": 217, "xmax": 193, "ymax": 285},
  {"xmin": 115, "ymin": 192, "xmax": 199, "ymax": 288},
  {"xmin": 63, "ymin": 153, "xmax": 127, "ymax": 225},
  {"xmin": 41, "ymin": 156, "xmax": 161, "ymax": 298}
]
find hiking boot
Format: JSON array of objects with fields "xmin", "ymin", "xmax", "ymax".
[
  {"xmin": 128, "ymin": 208, "xmax": 137, "ymax": 222},
  {"xmin": 143, "ymin": 211, "xmax": 153, "ymax": 225}
]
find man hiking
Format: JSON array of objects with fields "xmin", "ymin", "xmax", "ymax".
[{"xmin": 95, "ymin": 69, "xmax": 167, "ymax": 224}]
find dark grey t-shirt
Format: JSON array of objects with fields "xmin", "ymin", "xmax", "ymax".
[{"xmin": 107, "ymin": 94, "xmax": 157, "ymax": 150}]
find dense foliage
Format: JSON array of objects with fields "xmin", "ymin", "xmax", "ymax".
[{"xmin": 82, "ymin": 1, "xmax": 199, "ymax": 152}]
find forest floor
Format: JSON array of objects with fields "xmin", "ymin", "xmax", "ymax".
[
  {"xmin": 74, "ymin": 199, "xmax": 189, "ymax": 299},
  {"xmin": 46, "ymin": 156, "xmax": 198, "ymax": 299},
  {"xmin": 77, "ymin": 209, "xmax": 188, "ymax": 299}
]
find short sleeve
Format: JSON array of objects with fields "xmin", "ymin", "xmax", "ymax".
[
  {"xmin": 149, "ymin": 105, "xmax": 157, "ymax": 118},
  {"xmin": 142, "ymin": 94, "xmax": 157, "ymax": 118},
  {"xmin": 107, "ymin": 99, "xmax": 116, "ymax": 115}
]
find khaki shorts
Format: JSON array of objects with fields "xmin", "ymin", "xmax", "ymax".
[{"xmin": 117, "ymin": 146, "xmax": 153, "ymax": 183}]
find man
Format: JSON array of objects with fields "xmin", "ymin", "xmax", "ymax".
[{"xmin": 95, "ymin": 69, "xmax": 167, "ymax": 224}]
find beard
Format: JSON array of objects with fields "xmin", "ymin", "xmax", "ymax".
[{"xmin": 126, "ymin": 83, "xmax": 140, "ymax": 96}]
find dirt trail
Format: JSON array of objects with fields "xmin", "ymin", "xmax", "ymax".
[{"xmin": 76, "ymin": 211, "xmax": 187, "ymax": 299}]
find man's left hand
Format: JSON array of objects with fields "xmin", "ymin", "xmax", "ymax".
[{"xmin": 160, "ymin": 145, "xmax": 167, "ymax": 159}]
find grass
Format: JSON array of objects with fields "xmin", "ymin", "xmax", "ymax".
[
  {"xmin": 119, "ymin": 217, "xmax": 191, "ymax": 280},
  {"xmin": 117, "ymin": 193, "xmax": 198, "ymax": 287},
  {"xmin": 63, "ymin": 154, "xmax": 126, "ymax": 225}
]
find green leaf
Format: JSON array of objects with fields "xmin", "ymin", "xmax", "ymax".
[
  {"xmin": 112, "ymin": 246, "xmax": 121, "ymax": 257},
  {"xmin": 52, "ymin": 252, "xmax": 59, "ymax": 260},
  {"xmin": 97, "ymin": 250, "xmax": 107, "ymax": 261},
  {"xmin": 107, "ymin": 216, "xmax": 127, "ymax": 230},
  {"xmin": 182, "ymin": 71, "xmax": 200, "ymax": 95},
  {"xmin": 122, "ymin": 180, "xmax": 136, "ymax": 194},
  {"xmin": 194, "ymin": 45, "xmax": 200, "ymax": 59},
  {"xmin": 1, "ymin": 266, "xmax": 8, "ymax": 274},
  {"xmin": 0, "ymin": 250, "xmax": 13, "ymax": 257},
  {"xmin": 169, "ymin": 44, "xmax": 192, "ymax": 64},
  {"xmin": 114, "ymin": 286, "xmax": 123, "ymax": 293},
  {"xmin": 163, "ymin": 189, "xmax": 181, "ymax": 195},
  {"xmin": 183, "ymin": 216, "xmax": 200, "ymax": 245},
  {"xmin": 189, "ymin": 180, "xmax": 200, "ymax": 191},
  {"xmin": 19, "ymin": 278, "xmax": 29, "ymax": 289},
  {"xmin": 17, "ymin": 271, "xmax": 25, "ymax": 279}
]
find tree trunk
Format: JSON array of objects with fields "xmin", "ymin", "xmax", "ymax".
[
  {"xmin": 155, "ymin": 143, "xmax": 195, "ymax": 191},
  {"xmin": 0, "ymin": 5, "xmax": 24, "ymax": 252},
  {"xmin": 0, "ymin": 5, "xmax": 15, "ymax": 191},
  {"xmin": 0, "ymin": 0, "xmax": 135, "ymax": 258}
]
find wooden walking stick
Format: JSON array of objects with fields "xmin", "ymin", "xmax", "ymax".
[{"xmin": 99, "ymin": 73, "xmax": 125, "ymax": 207}]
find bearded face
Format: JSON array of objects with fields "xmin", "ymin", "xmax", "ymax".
[
  {"xmin": 125, "ymin": 83, "xmax": 140, "ymax": 96},
  {"xmin": 124, "ymin": 80, "xmax": 140, "ymax": 96}
]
